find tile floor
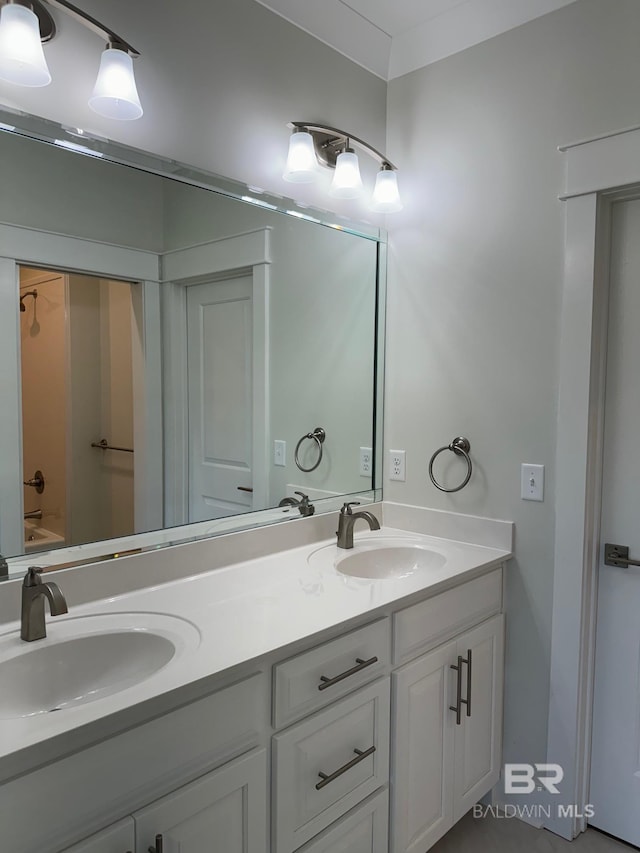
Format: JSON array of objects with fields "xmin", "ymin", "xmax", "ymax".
[{"xmin": 430, "ymin": 812, "xmax": 636, "ymax": 852}]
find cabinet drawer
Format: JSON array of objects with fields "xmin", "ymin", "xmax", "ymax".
[
  {"xmin": 273, "ymin": 619, "xmax": 389, "ymax": 728},
  {"xmin": 296, "ymin": 788, "xmax": 388, "ymax": 853},
  {"xmin": 393, "ymin": 568, "xmax": 502, "ymax": 665},
  {"xmin": 0, "ymin": 673, "xmax": 265, "ymax": 853},
  {"xmin": 273, "ymin": 679, "xmax": 390, "ymax": 853}
]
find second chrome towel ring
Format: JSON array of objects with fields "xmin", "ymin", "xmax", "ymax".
[
  {"xmin": 429, "ymin": 437, "xmax": 473, "ymax": 493},
  {"xmin": 295, "ymin": 427, "xmax": 326, "ymax": 472}
]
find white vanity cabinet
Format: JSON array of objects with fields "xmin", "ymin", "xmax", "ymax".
[
  {"xmin": 3, "ymin": 559, "xmax": 507, "ymax": 853},
  {"xmin": 390, "ymin": 612, "xmax": 505, "ymax": 853},
  {"xmin": 63, "ymin": 819, "xmax": 134, "ymax": 853},
  {"xmin": 133, "ymin": 749, "xmax": 267, "ymax": 853}
]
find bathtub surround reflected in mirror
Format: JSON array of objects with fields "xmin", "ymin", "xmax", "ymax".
[{"xmin": 0, "ymin": 115, "xmax": 385, "ymax": 571}]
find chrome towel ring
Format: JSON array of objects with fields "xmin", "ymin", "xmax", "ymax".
[
  {"xmin": 295, "ymin": 427, "xmax": 326, "ymax": 472},
  {"xmin": 429, "ymin": 437, "xmax": 473, "ymax": 493}
]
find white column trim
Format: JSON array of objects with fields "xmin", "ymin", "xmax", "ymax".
[{"xmin": 548, "ymin": 126, "xmax": 640, "ymax": 839}]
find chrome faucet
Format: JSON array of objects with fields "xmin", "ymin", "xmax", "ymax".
[
  {"xmin": 21, "ymin": 567, "xmax": 68, "ymax": 642},
  {"xmin": 336, "ymin": 502, "xmax": 381, "ymax": 549},
  {"xmin": 278, "ymin": 491, "xmax": 315, "ymax": 517}
]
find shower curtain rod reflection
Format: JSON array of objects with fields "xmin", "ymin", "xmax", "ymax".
[{"xmin": 91, "ymin": 438, "xmax": 134, "ymax": 453}]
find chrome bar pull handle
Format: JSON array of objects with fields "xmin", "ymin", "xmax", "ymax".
[
  {"xmin": 461, "ymin": 649, "xmax": 472, "ymax": 718},
  {"xmin": 318, "ymin": 656, "xmax": 379, "ymax": 691},
  {"xmin": 148, "ymin": 834, "xmax": 163, "ymax": 853},
  {"xmin": 449, "ymin": 655, "xmax": 463, "ymax": 725},
  {"xmin": 604, "ymin": 543, "xmax": 640, "ymax": 568},
  {"xmin": 316, "ymin": 745, "xmax": 376, "ymax": 790}
]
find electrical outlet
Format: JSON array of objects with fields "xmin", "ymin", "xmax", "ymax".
[
  {"xmin": 274, "ymin": 440, "xmax": 286, "ymax": 467},
  {"xmin": 389, "ymin": 449, "xmax": 406, "ymax": 482},
  {"xmin": 360, "ymin": 447, "xmax": 372, "ymax": 477},
  {"xmin": 521, "ymin": 463, "xmax": 544, "ymax": 501}
]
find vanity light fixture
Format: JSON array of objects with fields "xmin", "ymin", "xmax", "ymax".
[
  {"xmin": 283, "ymin": 122, "xmax": 402, "ymax": 212},
  {"xmin": 0, "ymin": 0, "xmax": 143, "ymax": 120}
]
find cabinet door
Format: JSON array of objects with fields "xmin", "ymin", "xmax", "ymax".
[
  {"xmin": 453, "ymin": 614, "xmax": 505, "ymax": 820},
  {"xmin": 64, "ymin": 819, "xmax": 134, "ymax": 853},
  {"xmin": 390, "ymin": 641, "xmax": 456, "ymax": 853},
  {"xmin": 133, "ymin": 749, "xmax": 267, "ymax": 853}
]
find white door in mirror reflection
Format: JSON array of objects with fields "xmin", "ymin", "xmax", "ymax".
[{"xmin": 187, "ymin": 276, "xmax": 254, "ymax": 520}]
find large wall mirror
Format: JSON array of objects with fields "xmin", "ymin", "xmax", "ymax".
[{"xmin": 0, "ymin": 113, "xmax": 385, "ymax": 577}]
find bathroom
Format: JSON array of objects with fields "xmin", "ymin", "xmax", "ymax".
[{"xmin": 0, "ymin": 0, "xmax": 638, "ymax": 851}]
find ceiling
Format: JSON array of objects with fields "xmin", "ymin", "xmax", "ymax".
[{"xmin": 254, "ymin": 0, "xmax": 579, "ymax": 80}]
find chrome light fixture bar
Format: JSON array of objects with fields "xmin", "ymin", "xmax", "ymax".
[
  {"xmin": 283, "ymin": 122, "xmax": 403, "ymax": 213},
  {"xmin": 0, "ymin": 0, "xmax": 142, "ymax": 120}
]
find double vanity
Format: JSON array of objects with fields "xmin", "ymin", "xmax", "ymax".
[{"xmin": 0, "ymin": 502, "xmax": 512, "ymax": 853}]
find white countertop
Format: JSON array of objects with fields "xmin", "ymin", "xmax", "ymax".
[{"xmin": 0, "ymin": 522, "xmax": 510, "ymax": 780}]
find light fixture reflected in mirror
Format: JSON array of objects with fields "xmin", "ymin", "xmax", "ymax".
[
  {"xmin": 284, "ymin": 122, "xmax": 402, "ymax": 212},
  {"xmin": 0, "ymin": 0, "xmax": 143, "ymax": 120}
]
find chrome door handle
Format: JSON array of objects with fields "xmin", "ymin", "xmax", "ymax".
[
  {"xmin": 315, "ymin": 745, "xmax": 376, "ymax": 790},
  {"xmin": 604, "ymin": 543, "xmax": 640, "ymax": 568},
  {"xmin": 148, "ymin": 834, "xmax": 163, "ymax": 853},
  {"xmin": 449, "ymin": 651, "xmax": 472, "ymax": 724}
]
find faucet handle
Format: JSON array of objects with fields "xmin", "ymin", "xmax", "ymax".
[
  {"xmin": 23, "ymin": 567, "xmax": 44, "ymax": 587},
  {"xmin": 341, "ymin": 501, "xmax": 361, "ymax": 516}
]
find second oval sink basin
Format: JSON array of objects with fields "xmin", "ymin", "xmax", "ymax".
[
  {"xmin": 336, "ymin": 545, "xmax": 446, "ymax": 579},
  {"xmin": 0, "ymin": 612, "xmax": 200, "ymax": 719}
]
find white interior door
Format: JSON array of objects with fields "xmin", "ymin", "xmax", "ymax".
[
  {"xmin": 187, "ymin": 274, "xmax": 254, "ymax": 521},
  {"xmin": 589, "ymin": 197, "xmax": 640, "ymax": 846}
]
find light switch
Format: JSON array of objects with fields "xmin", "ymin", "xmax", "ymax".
[
  {"xmin": 521, "ymin": 463, "xmax": 544, "ymax": 501},
  {"xmin": 274, "ymin": 440, "xmax": 286, "ymax": 467}
]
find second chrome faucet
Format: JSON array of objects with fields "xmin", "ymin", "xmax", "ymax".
[
  {"xmin": 21, "ymin": 567, "xmax": 68, "ymax": 642},
  {"xmin": 336, "ymin": 502, "xmax": 380, "ymax": 549}
]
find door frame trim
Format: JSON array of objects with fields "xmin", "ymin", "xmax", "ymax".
[
  {"xmin": 161, "ymin": 228, "xmax": 271, "ymax": 525},
  {"xmin": 547, "ymin": 125, "xmax": 640, "ymax": 839}
]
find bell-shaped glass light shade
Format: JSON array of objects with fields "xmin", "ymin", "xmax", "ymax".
[
  {"xmin": 329, "ymin": 150, "xmax": 363, "ymax": 199},
  {"xmin": 0, "ymin": 4, "xmax": 51, "ymax": 87},
  {"xmin": 89, "ymin": 47, "xmax": 143, "ymax": 121},
  {"xmin": 283, "ymin": 129, "xmax": 317, "ymax": 183},
  {"xmin": 371, "ymin": 167, "xmax": 403, "ymax": 213}
]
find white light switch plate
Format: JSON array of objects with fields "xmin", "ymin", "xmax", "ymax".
[
  {"xmin": 521, "ymin": 463, "xmax": 544, "ymax": 501},
  {"xmin": 274, "ymin": 440, "xmax": 286, "ymax": 467}
]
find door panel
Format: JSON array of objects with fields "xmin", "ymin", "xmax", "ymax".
[
  {"xmin": 187, "ymin": 276, "xmax": 253, "ymax": 520},
  {"xmin": 589, "ymin": 197, "xmax": 640, "ymax": 846},
  {"xmin": 391, "ymin": 641, "xmax": 455, "ymax": 853},
  {"xmin": 453, "ymin": 614, "xmax": 504, "ymax": 820},
  {"xmin": 64, "ymin": 818, "xmax": 134, "ymax": 853},
  {"xmin": 133, "ymin": 750, "xmax": 267, "ymax": 853}
]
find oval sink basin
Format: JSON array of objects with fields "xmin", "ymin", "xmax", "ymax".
[
  {"xmin": 336, "ymin": 545, "xmax": 446, "ymax": 580},
  {"xmin": 0, "ymin": 612, "xmax": 200, "ymax": 719}
]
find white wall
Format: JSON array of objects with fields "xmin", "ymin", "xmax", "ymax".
[
  {"xmin": 0, "ymin": 0, "xmax": 387, "ymax": 220},
  {"xmin": 385, "ymin": 0, "xmax": 640, "ymax": 790}
]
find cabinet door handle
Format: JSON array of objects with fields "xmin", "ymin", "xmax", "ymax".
[
  {"xmin": 315, "ymin": 745, "xmax": 376, "ymax": 790},
  {"xmin": 449, "ymin": 655, "xmax": 464, "ymax": 725},
  {"xmin": 462, "ymin": 648, "xmax": 472, "ymax": 718},
  {"xmin": 449, "ymin": 651, "xmax": 472, "ymax": 725},
  {"xmin": 318, "ymin": 656, "xmax": 378, "ymax": 691},
  {"xmin": 148, "ymin": 834, "xmax": 164, "ymax": 853}
]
